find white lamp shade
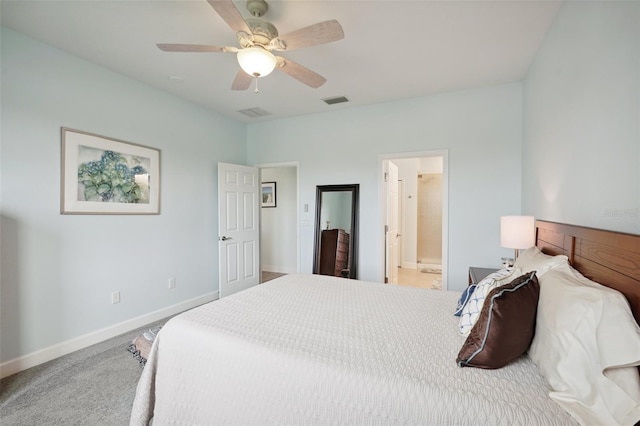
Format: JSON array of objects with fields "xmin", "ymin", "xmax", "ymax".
[
  {"xmin": 237, "ymin": 47, "xmax": 277, "ymax": 78},
  {"xmin": 500, "ymin": 215, "xmax": 535, "ymax": 249}
]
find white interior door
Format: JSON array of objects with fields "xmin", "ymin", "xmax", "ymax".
[
  {"xmin": 218, "ymin": 162, "xmax": 260, "ymax": 298},
  {"xmin": 385, "ymin": 161, "xmax": 399, "ymax": 284}
]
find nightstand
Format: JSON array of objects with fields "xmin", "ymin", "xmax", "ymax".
[{"xmin": 468, "ymin": 267, "xmax": 500, "ymax": 285}]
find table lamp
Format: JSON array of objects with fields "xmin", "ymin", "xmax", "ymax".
[{"xmin": 500, "ymin": 215, "xmax": 535, "ymax": 260}]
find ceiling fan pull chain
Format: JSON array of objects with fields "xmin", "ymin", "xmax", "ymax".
[{"xmin": 254, "ymin": 77, "xmax": 259, "ymax": 94}]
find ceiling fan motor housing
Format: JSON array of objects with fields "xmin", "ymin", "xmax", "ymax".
[{"xmin": 238, "ymin": 19, "xmax": 278, "ymax": 48}]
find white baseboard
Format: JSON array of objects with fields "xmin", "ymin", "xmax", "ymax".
[
  {"xmin": 401, "ymin": 261, "xmax": 417, "ymax": 269},
  {"xmin": 0, "ymin": 291, "xmax": 218, "ymax": 379},
  {"xmin": 262, "ymin": 265, "xmax": 297, "ymax": 274}
]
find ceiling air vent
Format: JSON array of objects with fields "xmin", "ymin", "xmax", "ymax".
[
  {"xmin": 322, "ymin": 96, "xmax": 349, "ymax": 106},
  {"xmin": 238, "ymin": 107, "xmax": 271, "ymax": 118}
]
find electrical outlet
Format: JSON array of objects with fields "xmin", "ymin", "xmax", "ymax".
[
  {"xmin": 168, "ymin": 278, "xmax": 176, "ymax": 289},
  {"xmin": 111, "ymin": 291, "xmax": 120, "ymax": 304}
]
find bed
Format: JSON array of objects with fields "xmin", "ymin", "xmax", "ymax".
[{"xmin": 130, "ymin": 220, "xmax": 640, "ymax": 425}]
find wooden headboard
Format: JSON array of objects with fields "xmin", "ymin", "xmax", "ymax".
[{"xmin": 535, "ymin": 220, "xmax": 640, "ymax": 325}]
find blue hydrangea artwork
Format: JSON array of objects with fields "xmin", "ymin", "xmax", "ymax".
[{"xmin": 77, "ymin": 146, "xmax": 150, "ymax": 204}]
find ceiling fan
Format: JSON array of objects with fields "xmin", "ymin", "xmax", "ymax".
[{"xmin": 157, "ymin": 0, "xmax": 344, "ymax": 92}]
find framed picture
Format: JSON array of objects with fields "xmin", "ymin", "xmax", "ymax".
[
  {"xmin": 261, "ymin": 182, "xmax": 276, "ymax": 208},
  {"xmin": 61, "ymin": 127, "xmax": 161, "ymax": 214}
]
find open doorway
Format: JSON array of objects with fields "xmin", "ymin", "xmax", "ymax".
[
  {"xmin": 259, "ymin": 163, "xmax": 299, "ymax": 283},
  {"xmin": 382, "ymin": 152, "xmax": 448, "ymax": 290}
]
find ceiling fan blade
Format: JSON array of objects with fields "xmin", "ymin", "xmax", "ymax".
[
  {"xmin": 207, "ymin": 0, "xmax": 252, "ymax": 35},
  {"xmin": 274, "ymin": 20, "xmax": 344, "ymax": 51},
  {"xmin": 157, "ymin": 44, "xmax": 235, "ymax": 53},
  {"xmin": 275, "ymin": 56, "xmax": 326, "ymax": 88},
  {"xmin": 231, "ymin": 69, "xmax": 252, "ymax": 91}
]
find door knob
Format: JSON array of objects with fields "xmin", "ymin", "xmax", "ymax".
[{"xmin": 220, "ymin": 236, "xmax": 232, "ymax": 241}]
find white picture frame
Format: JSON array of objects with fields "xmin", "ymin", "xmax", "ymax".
[{"xmin": 61, "ymin": 127, "xmax": 161, "ymax": 214}]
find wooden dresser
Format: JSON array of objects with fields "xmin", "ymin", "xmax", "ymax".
[{"xmin": 319, "ymin": 229, "xmax": 350, "ymax": 277}]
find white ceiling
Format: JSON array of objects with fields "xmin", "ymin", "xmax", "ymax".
[{"xmin": 1, "ymin": 0, "xmax": 561, "ymax": 123}]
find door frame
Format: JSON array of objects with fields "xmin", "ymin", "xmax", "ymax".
[
  {"xmin": 379, "ymin": 150, "xmax": 449, "ymax": 289},
  {"xmin": 384, "ymin": 161, "xmax": 399, "ymax": 284},
  {"xmin": 254, "ymin": 161, "xmax": 300, "ymax": 276}
]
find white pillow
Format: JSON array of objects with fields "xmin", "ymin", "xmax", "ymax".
[
  {"xmin": 529, "ymin": 263, "xmax": 640, "ymax": 425},
  {"xmin": 457, "ymin": 267, "xmax": 521, "ymax": 336},
  {"xmin": 514, "ymin": 246, "xmax": 568, "ymax": 277}
]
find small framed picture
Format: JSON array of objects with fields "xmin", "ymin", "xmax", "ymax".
[
  {"xmin": 261, "ymin": 182, "xmax": 276, "ymax": 208},
  {"xmin": 61, "ymin": 127, "xmax": 161, "ymax": 214}
]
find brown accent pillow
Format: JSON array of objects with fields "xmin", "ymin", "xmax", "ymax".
[{"xmin": 456, "ymin": 271, "xmax": 539, "ymax": 369}]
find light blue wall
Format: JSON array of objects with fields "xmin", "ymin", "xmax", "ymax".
[
  {"xmin": 0, "ymin": 28, "xmax": 246, "ymax": 362},
  {"xmin": 247, "ymin": 83, "xmax": 524, "ymax": 288},
  {"xmin": 523, "ymin": 1, "xmax": 640, "ymax": 234}
]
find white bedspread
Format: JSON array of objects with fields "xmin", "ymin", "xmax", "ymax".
[{"xmin": 130, "ymin": 274, "xmax": 576, "ymax": 425}]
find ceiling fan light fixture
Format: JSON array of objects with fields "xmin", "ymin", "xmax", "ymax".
[{"xmin": 237, "ymin": 47, "xmax": 277, "ymax": 78}]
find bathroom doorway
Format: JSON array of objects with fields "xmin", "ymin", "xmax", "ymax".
[{"xmin": 382, "ymin": 152, "xmax": 447, "ymax": 290}]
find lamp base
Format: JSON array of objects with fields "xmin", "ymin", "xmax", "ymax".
[{"xmin": 501, "ymin": 257, "xmax": 514, "ymax": 269}]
